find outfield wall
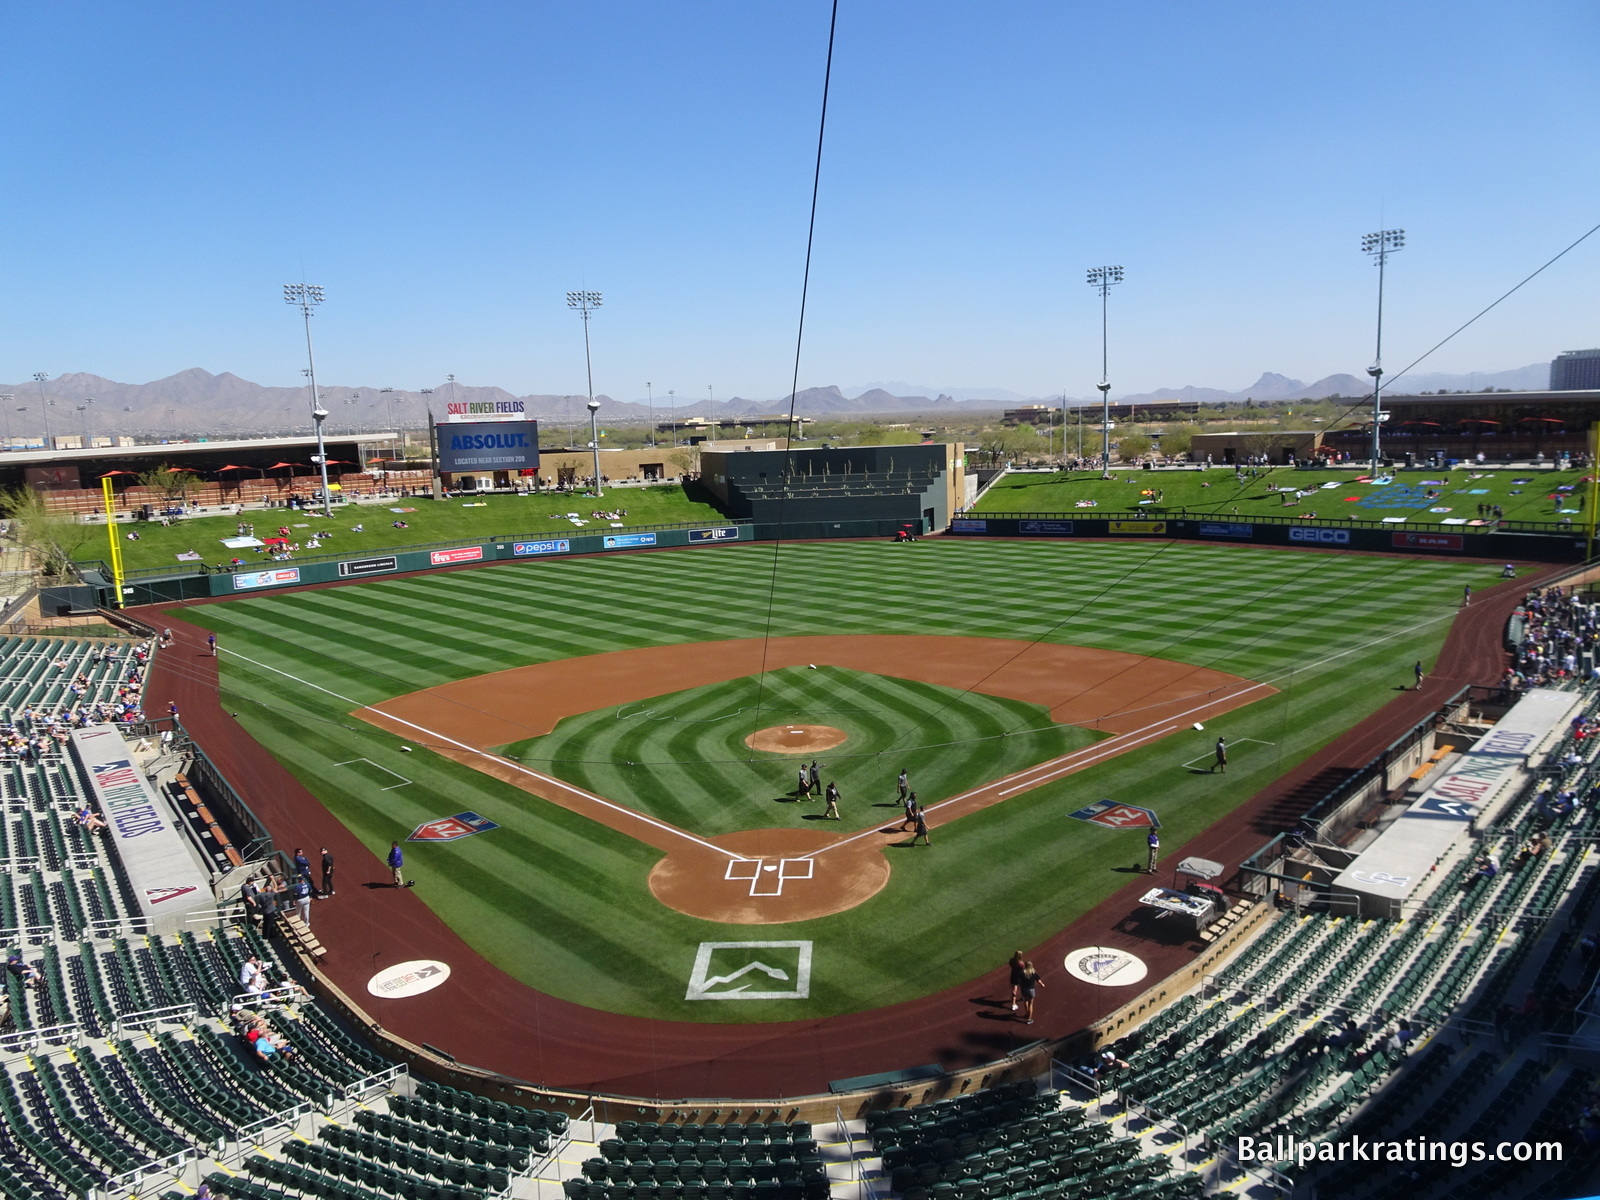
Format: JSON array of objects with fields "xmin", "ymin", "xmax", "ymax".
[
  {"xmin": 93, "ymin": 517, "xmax": 911, "ymax": 605},
  {"xmin": 947, "ymin": 515, "xmax": 1585, "ymax": 561}
]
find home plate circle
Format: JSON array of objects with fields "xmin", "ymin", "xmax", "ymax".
[
  {"xmin": 1063, "ymin": 946, "xmax": 1148, "ymax": 987},
  {"xmin": 367, "ymin": 959, "xmax": 452, "ymax": 999}
]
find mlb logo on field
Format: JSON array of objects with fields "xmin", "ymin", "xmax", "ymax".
[
  {"xmin": 686, "ymin": 941, "xmax": 813, "ymax": 1001},
  {"xmin": 408, "ymin": 811, "xmax": 501, "ymax": 842},
  {"xmin": 1069, "ymin": 800, "xmax": 1160, "ymax": 829}
]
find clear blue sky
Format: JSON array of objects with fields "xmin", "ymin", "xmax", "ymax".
[{"xmin": 2, "ymin": 1, "xmax": 1596, "ymax": 402}]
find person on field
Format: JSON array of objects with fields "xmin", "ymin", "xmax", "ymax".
[
  {"xmin": 387, "ymin": 841, "xmax": 406, "ymax": 887},
  {"xmin": 897, "ymin": 768, "xmax": 909, "ymax": 802},
  {"xmin": 1146, "ymin": 828, "xmax": 1160, "ymax": 874},
  {"xmin": 808, "ymin": 760, "xmax": 821, "ymax": 795},
  {"xmin": 1017, "ymin": 960, "xmax": 1042, "ymax": 1024},
  {"xmin": 796, "ymin": 768, "xmax": 811, "ymax": 800},
  {"xmin": 1008, "ymin": 950, "xmax": 1027, "ymax": 1011},
  {"xmin": 320, "ymin": 847, "xmax": 335, "ymax": 897},
  {"xmin": 912, "ymin": 806, "xmax": 931, "ymax": 846},
  {"xmin": 901, "ymin": 791, "xmax": 919, "ymax": 830},
  {"xmin": 1213, "ymin": 737, "xmax": 1228, "ymax": 774},
  {"xmin": 823, "ymin": 781, "xmax": 841, "ymax": 820},
  {"xmin": 1414, "ymin": 660, "xmax": 1424, "ymax": 691}
]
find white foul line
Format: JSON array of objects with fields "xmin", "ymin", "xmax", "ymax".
[
  {"xmin": 222, "ymin": 649, "xmax": 744, "ymax": 861},
  {"xmin": 800, "ymin": 678, "xmax": 1273, "ymax": 861}
]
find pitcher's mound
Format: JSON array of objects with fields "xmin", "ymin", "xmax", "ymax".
[{"xmin": 744, "ymin": 725, "xmax": 847, "ymax": 754}]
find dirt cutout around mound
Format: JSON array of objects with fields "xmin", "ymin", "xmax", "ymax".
[
  {"xmin": 357, "ymin": 635, "xmax": 1270, "ymax": 923},
  {"xmin": 744, "ymin": 724, "xmax": 848, "ymax": 754}
]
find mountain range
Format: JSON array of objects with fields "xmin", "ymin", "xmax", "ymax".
[{"xmin": 0, "ymin": 362, "xmax": 1554, "ymax": 438}]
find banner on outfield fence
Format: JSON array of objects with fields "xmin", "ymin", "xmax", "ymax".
[
  {"xmin": 233, "ymin": 567, "xmax": 301, "ymax": 590},
  {"xmin": 513, "ymin": 539, "xmax": 570, "ymax": 556},
  {"xmin": 1107, "ymin": 521, "xmax": 1167, "ymax": 535},
  {"xmin": 435, "ymin": 420, "xmax": 540, "ymax": 472},
  {"xmin": 950, "ymin": 519, "xmax": 988, "ymax": 532},
  {"xmin": 1392, "ymin": 532, "xmax": 1463, "ymax": 550},
  {"xmin": 688, "ymin": 526, "xmax": 740, "ymax": 544},
  {"xmin": 1289, "ymin": 526, "xmax": 1350, "ymax": 545},
  {"xmin": 1019, "ymin": 520, "xmax": 1074, "ymax": 534},
  {"xmin": 604, "ymin": 532, "xmax": 657, "ymax": 549},
  {"xmin": 338, "ymin": 555, "xmax": 398, "ymax": 578},
  {"xmin": 430, "ymin": 546, "xmax": 484, "ymax": 565},
  {"xmin": 1198, "ymin": 522, "xmax": 1253, "ymax": 539}
]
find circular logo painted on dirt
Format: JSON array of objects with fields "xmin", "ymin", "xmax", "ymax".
[
  {"xmin": 1063, "ymin": 946, "xmax": 1148, "ymax": 987},
  {"xmin": 367, "ymin": 959, "xmax": 451, "ymax": 999}
]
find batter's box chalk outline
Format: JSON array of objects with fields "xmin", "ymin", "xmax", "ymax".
[
  {"xmin": 1181, "ymin": 736, "xmax": 1274, "ymax": 772},
  {"xmin": 686, "ymin": 940, "xmax": 813, "ymax": 1000},
  {"xmin": 725, "ymin": 856, "xmax": 814, "ymax": 897},
  {"xmin": 333, "ymin": 758, "xmax": 412, "ymax": 791}
]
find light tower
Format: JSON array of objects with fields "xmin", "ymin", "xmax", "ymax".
[
  {"xmin": 1362, "ymin": 229, "xmax": 1404, "ymax": 475},
  {"xmin": 587, "ymin": 400, "xmax": 604, "ymax": 497},
  {"xmin": 1086, "ymin": 265, "xmax": 1124, "ymax": 478},
  {"xmin": 646, "ymin": 382, "xmax": 654, "ymax": 447},
  {"xmin": 283, "ymin": 283, "xmax": 334, "ymax": 518},
  {"xmin": 566, "ymin": 290, "xmax": 602, "ymax": 448},
  {"xmin": 31, "ymin": 373, "xmax": 51, "ymax": 446}
]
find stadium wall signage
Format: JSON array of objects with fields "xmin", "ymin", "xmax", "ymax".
[
  {"xmin": 1288, "ymin": 527, "xmax": 1350, "ymax": 545},
  {"xmin": 233, "ymin": 567, "xmax": 302, "ymax": 590},
  {"xmin": 444, "ymin": 398, "xmax": 526, "ymax": 422},
  {"xmin": 435, "ymin": 419, "xmax": 540, "ymax": 472},
  {"xmin": 1107, "ymin": 520, "xmax": 1167, "ymax": 535},
  {"xmin": 949, "ymin": 518, "xmax": 988, "ymax": 532},
  {"xmin": 513, "ymin": 540, "xmax": 570, "ymax": 556},
  {"xmin": 687, "ymin": 527, "xmax": 741, "ymax": 543},
  {"xmin": 337, "ymin": 555, "xmax": 399, "ymax": 578},
  {"xmin": 1392, "ymin": 531, "xmax": 1464, "ymax": 551},
  {"xmin": 1198, "ymin": 522, "xmax": 1253, "ymax": 539},
  {"xmin": 1019, "ymin": 520, "xmax": 1074, "ymax": 534},
  {"xmin": 604, "ymin": 533, "xmax": 658, "ymax": 549},
  {"xmin": 431, "ymin": 547, "xmax": 485, "ymax": 565}
]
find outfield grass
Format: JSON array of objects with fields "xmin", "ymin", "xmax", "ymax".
[
  {"xmin": 502, "ymin": 666, "xmax": 1102, "ymax": 836},
  {"xmin": 176, "ymin": 539, "xmax": 1499, "ymax": 1021},
  {"xmin": 976, "ymin": 465, "xmax": 1594, "ymax": 527},
  {"xmin": 82, "ymin": 483, "xmax": 725, "ymax": 573}
]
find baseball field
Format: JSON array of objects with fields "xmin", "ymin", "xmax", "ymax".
[{"xmin": 173, "ymin": 537, "xmax": 1500, "ymax": 1022}]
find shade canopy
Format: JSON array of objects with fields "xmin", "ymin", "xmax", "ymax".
[{"xmin": 1176, "ymin": 856, "xmax": 1225, "ymax": 880}]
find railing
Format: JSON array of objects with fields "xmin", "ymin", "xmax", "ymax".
[
  {"xmin": 96, "ymin": 1146, "xmax": 200, "ymax": 1200},
  {"xmin": 0, "ymin": 857, "xmax": 45, "ymax": 873},
  {"xmin": 0, "ymin": 922, "xmax": 54, "ymax": 944},
  {"xmin": 82, "ymin": 915, "xmax": 155, "ymax": 940},
  {"xmin": 0, "ymin": 1020, "xmax": 83, "ymax": 1050},
  {"xmin": 221, "ymin": 1101, "xmax": 315, "ymax": 1164},
  {"xmin": 338, "ymin": 1062, "xmax": 409, "ymax": 1104},
  {"xmin": 231, "ymin": 983, "xmax": 309, "ymax": 1008},
  {"xmin": 78, "ymin": 515, "xmax": 745, "ymax": 583},
  {"xmin": 113, "ymin": 1001, "xmax": 198, "ymax": 1036},
  {"xmin": 836, "ymin": 1103, "xmax": 877, "ymax": 1200},
  {"xmin": 959, "ymin": 506, "xmax": 1579, "ymax": 535}
]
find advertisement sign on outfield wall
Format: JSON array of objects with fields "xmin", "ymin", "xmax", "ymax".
[
  {"xmin": 513, "ymin": 540, "xmax": 570, "ymax": 556},
  {"xmin": 1392, "ymin": 532, "xmax": 1464, "ymax": 551},
  {"xmin": 1289, "ymin": 527, "xmax": 1351, "ymax": 545},
  {"xmin": 950, "ymin": 519, "xmax": 988, "ymax": 532},
  {"xmin": 1107, "ymin": 520, "xmax": 1167, "ymax": 535},
  {"xmin": 233, "ymin": 567, "xmax": 302, "ymax": 590},
  {"xmin": 687, "ymin": 527, "xmax": 741, "ymax": 543},
  {"xmin": 338, "ymin": 555, "xmax": 398, "ymax": 578},
  {"xmin": 1019, "ymin": 520, "xmax": 1074, "ymax": 534},
  {"xmin": 604, "ymin": 533, "xmax": 657, "ymax": 549},
  {"xmin": 1198, "ymin": 522, "xmax": 1254, "ymax": 539},
  {"xmin": 430, "ymin": 547, "xmax": 485, "ymax": 565}
]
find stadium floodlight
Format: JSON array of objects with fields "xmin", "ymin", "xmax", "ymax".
[
  {"xmin": 1362, "ymin": 229, "xmax": 1404, "ymax": 475},
  {"xmin": 0, "ymin": 395, "xmax": 12, "ymax": 448},
  {"xmin": 284, "ymin": 283, "xmax": 334, "ymax": 517},
  {"xmin": 646, "ymin": 382, "xmax": 654, "ymax": 447},
  {"xmin": 587, "ymin": 399, "xmax": 604, "ymax": 498},
  {"xmin": 567, "ymin": 291, "xmax": 603, "ymax": 448},
  {"xmin": 31, "ymin": 373, "xmax": 52, "ymax": 444},
  {"xmin": 1086, "ymin": 266, "xmax": 1124, "ymax": 478}
]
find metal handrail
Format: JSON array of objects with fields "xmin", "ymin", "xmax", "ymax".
[{"xmin": 959, "ymin": 506, "xmax": 1578, "ymax": 535}]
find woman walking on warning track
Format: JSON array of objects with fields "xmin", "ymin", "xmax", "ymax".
[
  {"xmin": 1017, "ymin": 960, "xmax": 1042, "ymax": 1024},
  {"xmin": 1008, "ymin": 950, "xmax": 1027, "ymax": 1011}
]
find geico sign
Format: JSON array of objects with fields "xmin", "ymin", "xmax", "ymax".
[{"xmin": 1288, "ymin": 527, "xmax": 1350, "ymax": 545}]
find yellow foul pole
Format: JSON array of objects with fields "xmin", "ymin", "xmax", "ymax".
[{"xmin": 102, "ymin": 477, "xmax": 125, "ymax": 609}]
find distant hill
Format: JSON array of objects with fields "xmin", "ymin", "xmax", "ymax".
[{"xmin": 1, "ymin": 362, "xmax": 1557, "ymax": 439}]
